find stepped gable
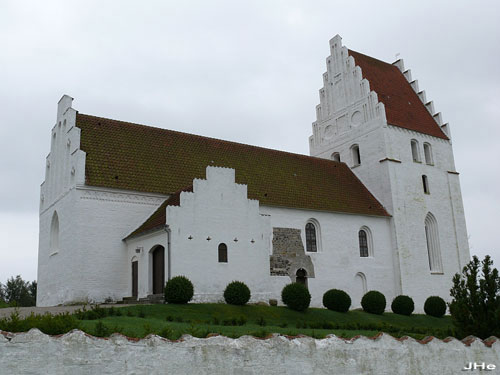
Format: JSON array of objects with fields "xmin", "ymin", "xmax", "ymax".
[
  {"xmin": 348, "ymin": 49, "xmax": 448, "ymax": 140},
  {"xmin": 125, "ymin": 185, "xmax": 193, "ymax": 239},
  {"xmin": 76, "ymin": 113, "xmax": 389, "ymax": 218}
]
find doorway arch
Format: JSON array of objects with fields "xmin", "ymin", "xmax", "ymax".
[
  {"xmin": 296, "ymin": 268, "xmax": 308, "ymax": 287},
  {"xmin": 150, "ymin": 245, "xmax": 165, "ymax": 294}
]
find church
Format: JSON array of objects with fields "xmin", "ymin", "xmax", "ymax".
[{"xmin": 37, "ymin": 35, "xmax": 470, "ymax": 310}]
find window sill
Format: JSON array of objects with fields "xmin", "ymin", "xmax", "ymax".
[
  {"xmin": 413, "ymin": 160, "xmax": 422, "ymax": 164},
  {"xmin": 425, "ymin": 163, "xmax": 434, "ymax": 166},
  {"xmin": 430, "ymin": 271, "xmax": 444, "ymax": 275},
  {"xmin": 352, "ymin": 164, "xmax": 360, "ymax": 169}
]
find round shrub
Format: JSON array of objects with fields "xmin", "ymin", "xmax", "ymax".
[
  {"xmin": 391, "ymin": 295, "xmax": 415, "ymax": 316},
  {"xmin": 281, "ymin": 283, "xmax": 311, "ymax": 312},
  {"xmin": 164, "ymin": 276, "xmax": 194, "ymax": 304},
  {"xmin": 361, "ymin": 290, "xmax": 386, "ymax": 315},
  {"xmin": 322, "ymin": 289, "xmax": 351, "ymax": 312},
  {"xmin": 224, "ymin": 281, "xmax": 251, "ymax": 305},
  {"xmin": 424, "ymin": 296, "xmax": 446, "ymax": 317}
]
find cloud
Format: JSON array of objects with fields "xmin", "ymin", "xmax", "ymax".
[{"xmin": 1, "ymin": 0, "xmax": 499, "ymax": 279}]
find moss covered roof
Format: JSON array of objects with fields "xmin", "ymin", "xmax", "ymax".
[{"xmin": 76, "ymin": 113, "xmax": 390, "ymax": 228}]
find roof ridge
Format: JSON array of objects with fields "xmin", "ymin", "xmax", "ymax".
[
  {"xmin": 347, "ymin": 48, "xmax": 394, "ymax": 67},
  {"xmin": 77, "ymin": 113, "xmax": 343, "ymax": 165}
]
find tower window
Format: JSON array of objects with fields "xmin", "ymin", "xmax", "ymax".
[
  {"xmin": 411, "ymin": 139, "xmax": 421, "ymax": 162},
  {"xmin": 331, "ymin": 152, "xmax": 341, "ymax": 162},
  {"xmin": 423, "ymin": 143, "xmax": 433, "ymax": 165},
  {"xmin": 422, "ymin": 175, "xmax": 430, "ymax": 194},
  {"xmin": 218, "ymin": 243, "xmax": 228, "ymax": 263},
  {"xmin": 351, "ymin": 144, "xmax": 361, "ymax": 166},
  {"xmin": 305, "ymin": 223, "xmax": 317, "ymax": 252}
]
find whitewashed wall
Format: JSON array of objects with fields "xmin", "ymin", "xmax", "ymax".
[
  {"xmin": 166, "ymin": 166, "xmax": 277, "ymax": 303},
  {"xmin": 126, "ymin": 230, "xmax": 167, "ymax": 299},
  {"xmin": 308, "ymin": 35, "xmax": 470, "ymax": 310},
  {"xmin": 1, "ymin": 330, "xmax": 498, "ymax": 375},
  {"xmin": 126, "ymin": 167, "xmax": 395, "ymax": 307},
  {"xmin": 382, "ymin": 126, "xmax": 470, "ymax": 309},
  {"xmin": 39, "ymin": 79, "xmax": 468, "ymax": 310},
  {"xmin": 261, "ymin": 206, "xmax": 395, "ymax": 308},
  {"xmin": 37, "ymin": 97, "xmax": 168, "ymax": 307}
]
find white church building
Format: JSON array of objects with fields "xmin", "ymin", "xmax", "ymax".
[{"xmin": 37, "ymin": 35, "xmax": 470, "ymax": 309}]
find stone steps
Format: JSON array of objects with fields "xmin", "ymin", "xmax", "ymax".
[{"xmin": 118, "ymin": 294, "xmax": 164, "ymax": 304}]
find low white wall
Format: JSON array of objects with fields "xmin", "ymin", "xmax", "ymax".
[{"xmin": 1, "ymin": 330, "xmax": 498, "ymax": 375}]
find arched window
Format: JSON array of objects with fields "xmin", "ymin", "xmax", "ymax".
[
  {"xmin": 425, "ymin": 213, "xmax": 443, "ymax": 272},
  {"xmin": 351, "ymin": 144, "xmax": 361, "ymax": 166},
  {"xmin": 218, "ymin": 243, "xmax": 228, "ymax": 263},
  {"xmin": 50, "ymin": 211, "xmax": 59, "ymax": 253},
  {"xmin": 422, "ymin": 175, "xmax": 430, "ymax": 194},
  {"xmin": 359, "ymin": 230, "xmax": 368, "ymax": 257},
  {"xmin": 411, "ymin": 139, "xmax": 421, "ymax": 162},
  {"xmin": 305, "ymin": 223, "xmax": 317, "ymax": 252},
  {"xmin": 331, "ymin": 152, "xmax": 341, "ymax": 162},
  {"xmin": 423, "ymin": 143, "xmax": 433, "ymax": 165},
  {"xmin": 358, "ymin": 226, "xmax": 373, "ymax": 257}
]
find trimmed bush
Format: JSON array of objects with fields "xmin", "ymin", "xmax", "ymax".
[
  {"xmin": 224, "ymin": 281, "xmax": 251, "ymax": 305},
  {"xmin": 424, "ymin": 296, "xmax": 446, "ymax": 318},
  {"xmin": 391, "ymin": 295, "xmax": 415, "ymax": 316},
  {"xmin": 322, "ymin": 289, "xmax": 351, "ymax": 312},
  {"xmin": 164, "ymin": 276, "xmax": 194, "ymax": 304},
  {"xmin": 281, "ymin": 283, "xmax": 311, "ymax": 312},
  {"xmin": 361, "ymin": 290, "xmax": 386, "ymax": 315}
]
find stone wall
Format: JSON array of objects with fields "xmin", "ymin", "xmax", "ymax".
[
  {"xmin": 1, "ymin": 330, "xmax": 498, "ymax": 374},
  {"xmin": 270, "ymin": 227, "xmax": 314, "ymax": 280}
]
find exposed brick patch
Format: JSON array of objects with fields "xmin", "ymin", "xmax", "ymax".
[{"xmin": 270, "ymin": 228, "xmax": 315, "ymax": 279}]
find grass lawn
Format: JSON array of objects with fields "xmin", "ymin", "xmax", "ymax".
[{"xmin": 76, "ymin": 303, "xmax": 454, "ymax": 340}]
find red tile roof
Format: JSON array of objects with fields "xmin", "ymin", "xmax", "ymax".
[
  {"xmin": 348, "ymin": 50, "xmax": 448, "ymax": 140},
  {"xmin": 76, "ymin": 113, "xmax": 390, "ymax": 227}
]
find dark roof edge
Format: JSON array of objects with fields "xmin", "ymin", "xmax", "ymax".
[
  {"xmin": 77, "ymin": 112, "xmax": 345, "ymax": 165},
  {"xmin": 123, "ymin": 226, "xmax": 164, "ymax": 242}
]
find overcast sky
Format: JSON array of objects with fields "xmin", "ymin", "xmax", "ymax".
[{"xmin": 1, "ymin": 0, "xmax": 499, "ymax": 283}]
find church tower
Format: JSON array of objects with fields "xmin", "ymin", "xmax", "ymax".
[{"xmin": 309, "ymin": 35, "xmax": 470, "ymax": 306}]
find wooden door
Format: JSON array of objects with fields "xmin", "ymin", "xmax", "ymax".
[
  {"xmin": 152, "ymin": 246, "xmax": 165, "ymax": 294},
  {"xmin": 132, "ymin": 261, "xmax": 138, "ymax": 298}
]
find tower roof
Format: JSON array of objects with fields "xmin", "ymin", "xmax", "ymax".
[
  {"xmin": 76, "ymin": 113, "xmax": 389, "ymax": 219},
  {"xmin": 348, "ymin": 50, "xmax": 448, "ymax": 140}
]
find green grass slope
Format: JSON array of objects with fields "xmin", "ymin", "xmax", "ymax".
[{"xmin": 75, "ymin": 304, "xmax": 453, "ymax": 340}]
